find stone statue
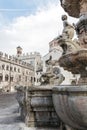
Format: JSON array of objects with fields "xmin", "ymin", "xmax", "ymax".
[
  {"xmin": 52, "ymin": 67, "xmax": 65, "ymax": 85},
  {"xmin": 45, "ymin": 55, "xmax": 59, "ymax": 66},
  {"xmin": 40, "ymin": 56, "xmax": 65, "ymax": 85},
  {"xmin": 62, "ymin": 14, "xmax": 75, "ymax": 39},
  {"xmin": 58, "ymin": 15, "xmax": 81, "ymax": 55}
]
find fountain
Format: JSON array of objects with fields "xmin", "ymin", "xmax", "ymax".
[
  {"xmin": 15, "ymin": 57, "xmax": 64, "ymax": 129},
  {"xmin": 52, "ymin": 0, "xmax": 87, "ymax": 130}
]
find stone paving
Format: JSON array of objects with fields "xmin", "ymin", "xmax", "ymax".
[{"xmin": 0, "ymin": 93, "xmax": 59, "ymax": 130}]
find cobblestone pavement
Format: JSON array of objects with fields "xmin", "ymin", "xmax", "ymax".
[
  {"xmin": 0, "ymin": 92, "xmax": 59, "ymax": 130},
  {"xmin": 0, "ymin": 92, "xmax": 23, "ymax": 130}
]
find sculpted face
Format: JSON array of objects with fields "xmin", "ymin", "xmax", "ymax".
[{"xmin": 61, "ymin": 14, "xmax": 67, "ymax": 21}]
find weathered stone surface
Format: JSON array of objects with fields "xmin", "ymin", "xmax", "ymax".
[
  {"xmin": 60, "ymin": 0, "xmax": 87, "ymax": 18},
  {"xmin": 57, "ymin": 14, "xmax": 81, "ymax": 55},
  {"xmin": 40, "ymin": 56, "xmax": 64, "ymax": 86},
  {"xmin": 75, "ymin": 14, "xmax": 87, "ymax": 49},
  {"xmin": 58, "ymin": 49, "xmax": 87, "ymax": 74},
  {"xmin": 58, "ymin": 38, "xmax": 81, "ymax": 55},
  {"xmin": 58, "ymin": 48, "xmax": 87, "ymax": 85},
  {"xmin": 15, "ymin": 86, "xmax": 27, "ymax": 121},
  {"xmin": 60, "ymin": 0, "xmax": 80, "ymax": 18},
  {"xmin": 16, "ymin": 86, "xmax": 60, "ymax": 128},
  {"xmin": 51, "ymin": 1, "xmax": 87, "ymax": 130},
  {"xmin": 52, "ymin": 85, "xmax": 87, "ymax": 130}
]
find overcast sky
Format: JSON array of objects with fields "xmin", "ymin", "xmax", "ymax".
[{"xmin": 0, "ymin": 0, "xmax": 78, "ymax": 56}]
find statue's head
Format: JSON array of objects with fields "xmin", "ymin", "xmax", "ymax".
[{"xmin": 61, "ymin": 14, "xmax": 67, "ymax": 21}]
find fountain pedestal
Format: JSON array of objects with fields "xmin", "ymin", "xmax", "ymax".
[
  {"xmin": 16, "ymin": 86, "xmax": 60, "ymax": 129},
  {"xmin": 52, "ymin": 49, "xmax": 87, "ymax": 130}
]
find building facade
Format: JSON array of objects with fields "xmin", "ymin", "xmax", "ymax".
[
  {"xmin": 16, "ymin": 48, "xmax": 43, "ymax": 86},
  {"xmin": 0, "ymin": 52, "xmax": 34, "ymax": 92}
]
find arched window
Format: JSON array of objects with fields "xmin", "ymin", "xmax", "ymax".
[
  {"xmin": 37, "ymin": 79, "xmax": 39, "ymax": 83},
  {"xmin": 71, "ymin": 80, "xmax": 76, "ymax": 85},
  {"xmin": 6, "ymin": 65, "xmax": 9, "ymax": 70},
  {"xmin": 19, "ymin": 75, "xmax": 21, "ymax": 81},
  {"xmin": 26, "ymin": 70, "xmax": 28, "ymax": 75},
  {"xmin": 0, "ymin": 73, "xmax": 3, "ymax": 82},
  {"xmin": 25, "ymin": 76, "xmax": 27, "ymax": 82},
  {"xmin": 14, "ymin": 67, "xmax": 16, "ymax": 72},
  {"xmin": 10, "ymin": 66, "xmax": 13, "ymax": 71},
  {"xmin": 5, "ymin": 74, "xmax": 9, "ymax": 81},
  {"xmin": 31, "ymin": 77, "xmax": 33, "ymax": 83},
  {"xmin": 34, "ymin": 77, "xmax": 36, "ymax": 82},
  {"xmin": 2, "ymin": 64, "xmax": 5, "ymax": 70},
  {"xmin": 18, "ymin": 68, "xmax": 20, "ymax": 73},
  {"xmin": 10, "ymin": 76, "xmax": 13, "ymax": 82}
]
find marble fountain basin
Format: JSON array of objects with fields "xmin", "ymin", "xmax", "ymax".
[
  {"xmin": 52, "ymin": 85, "xmax": 87, "ymax": 130},
  {"xmin": 58, "ymin": 49, "xmax": 87, "ymax": 75}
]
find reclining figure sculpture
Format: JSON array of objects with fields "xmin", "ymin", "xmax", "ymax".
[{"xmin": 40, "ymin": 56, "xmax": 65, "ymax": 86}]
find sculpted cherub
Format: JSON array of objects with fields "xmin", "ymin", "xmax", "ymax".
[
  {"xmin": 61, "ymin": 14, "xmax": 75, "ymax": 39},
  {"xmin": 58, "ymin": 15, "xmax": 81, "ymax": 55}
]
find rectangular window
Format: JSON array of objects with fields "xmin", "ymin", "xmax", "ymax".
[{"xmin": 2, "ymin": 65, "xmax": 5, "ymax": 70}]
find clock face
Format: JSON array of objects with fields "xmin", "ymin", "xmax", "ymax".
[{"xmin": 53, "ymin": 67, "xmax": 60, "ymax": 75}]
